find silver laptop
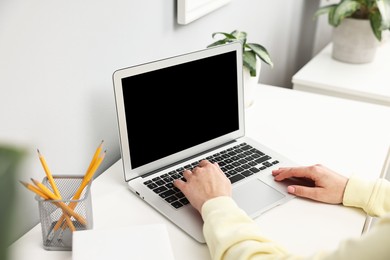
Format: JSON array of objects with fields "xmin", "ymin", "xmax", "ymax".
[
  {"xmin": 112, "ymin": 42, "xmax": 297, "ymax": 243},
  {"xmin": 361, "ymin": 145, "xmax": 390, "ymax": 234}
]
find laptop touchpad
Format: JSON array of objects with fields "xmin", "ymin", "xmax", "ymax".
[{"xmin": 232, "ymin": 179, "xmax": 285, "ymax": 215}]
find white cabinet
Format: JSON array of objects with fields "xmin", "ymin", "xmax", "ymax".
[{"xmin": 292, "ymin": 42, "xmax": 390, "ymax": 106}]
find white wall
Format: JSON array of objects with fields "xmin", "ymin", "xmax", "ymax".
[
  {"xmin": 0, "ymin": 0, "xmax": 323, "ymax": 243},
  {"xmin": 312, "ymin": 0, "xmax": 338, "ymax": 55}
]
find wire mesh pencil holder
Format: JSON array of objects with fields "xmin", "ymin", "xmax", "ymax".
[{"xmin": 35, "ymin": 176, "xmax": 93, "ymax": 251}]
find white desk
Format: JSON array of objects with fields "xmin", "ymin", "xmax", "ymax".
[
  {"xmin": 9, "ymin": 84, "xmax": 390, "ymax": 260},
  {"xmin": 292, "ymin": 42, "xmax": 390, "ymax": 106}
]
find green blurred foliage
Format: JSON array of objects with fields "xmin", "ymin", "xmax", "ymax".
[{"xmin": 0, "ymin": 145, "xmax": 25, "ymax": 260}]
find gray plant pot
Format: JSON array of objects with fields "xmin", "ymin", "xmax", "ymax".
[{"xmin": 332, "ymin": 18, "xmax": 380, "ymax": 64}]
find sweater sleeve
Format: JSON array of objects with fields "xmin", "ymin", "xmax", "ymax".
[
  {"xmin": 201, "ymin": 196, "xmax": 297, "ymax": 260},
  {"xmin": 201, "ymin": 177, "xmax": 390, "ymax": 260},
  {"xmin": 342, "ymin": 176, "xmax": 390, "ymax": 216}
]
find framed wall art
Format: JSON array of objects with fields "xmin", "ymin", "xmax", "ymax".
[{"xmin": 177, "ymin": 0, "xmax": 231, "ymax": 25}]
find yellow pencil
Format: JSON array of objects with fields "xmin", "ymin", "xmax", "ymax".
[
  {"xmin": 81, "ymin": 150, "xmax": 106, "ymax": 191},
  {"xmin": 19, "ymin": 180, "xmax": 77, "ymax": 231},
  {"xmin": 37, "ymin": 149, "xmax": 61, "ymax": 198},
  {"xmin": 73, "ymin": 148, "xmax": 106, "ymax": 201},
  {"xmin": 30, "ymin": 178, "xmax": 87, "ymax": 226},
  {"xmin": 64, "ymin": 215, "xmax": 76, "ymax": 232},
  {"xmin": 19, "ymin": 181, "xmax": 48, "ymax": 199},
  {"xmin": 71, "ymin": 150, "xmax": 105, "ymax": 203},
  {"xmin": 84, "ymin": 140, "xmax": 104, "ymax": 176},
  {"xmin": 54, "ymin": 149, "xmax": 106, "ymax": 231},
  {"xmin": 30, "ymin": 143, "xmax": 105, "ymax": 232}
]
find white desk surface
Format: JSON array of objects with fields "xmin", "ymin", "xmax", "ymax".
[
  {"xmin": 9, "ymin": 84, "xmax": 390, "ymax": 260},
  {"xmin": 292, "ymin": 42, "xmax": 390, "ymax": 106}
]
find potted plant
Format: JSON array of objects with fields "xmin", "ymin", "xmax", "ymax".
[
  {"xmin": 207, "ymin": 30, "xmax": 273, "ymax": 76},
  {"xmin": 314, "ymin": 0, "xmax": 390, "ymax": 63},
  {"xmin": 207, "ymin": 30, "xmax": 273, "ymax": 107}
]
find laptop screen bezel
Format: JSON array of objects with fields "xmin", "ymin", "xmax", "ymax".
[{"xmin": 113, "ymin": 42, "xmax": 245, "ymax": 182}]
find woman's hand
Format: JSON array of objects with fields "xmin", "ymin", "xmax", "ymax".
[
  {"xmin": 173, "ymin": 160, "xmax": 232, "ymax": 213},
  {"xmin": 272, "ymin": 164, "xmax": 348, "ymax": 204}
]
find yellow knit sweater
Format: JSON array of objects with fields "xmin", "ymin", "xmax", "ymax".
[{"xmin": 201, "ymin": 176, "xmax": 390, "ymax": 260}]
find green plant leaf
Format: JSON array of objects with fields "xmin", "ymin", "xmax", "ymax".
[
  {"xmin": 377, "ymin": 0, "xmax": 390, "ymax": 29},
  {"xmin": 207, "ymin": 30, "xmax": 273, "ymax": 70},
  {"xmin": 207, "ymin": 32, "xmax": 240, "ymax": 48},
  {"xmin": 246, "ymin": 43, "xmax": 273, "ymax": 67},
  {"xmin": 333, "ymin": 1, "xmax": 361, "ymax": 26},
  {"xmin": 243, "ymin": 51, "xmax": 257, "ymax": 77},
  {"xmin": 231, "ymin": 30, "xmax": 247, "ymax": 43},
  {"xmin": 0, "ymin": 146, "xmax": 24, "ymax": 176},
  {"xmin": 313, "ymin": 5, "xmax": 337, "ymax": 19},
  {"xmin": 211, "ymin": 32, "xmax": 235, "ymax": 39},
  {"xmin": 207, "ymin": 39, "xmax": 233, "ymax": 48},
  {"xmin": 0, "ymin": 145, "xmax": 25, "ymax": 257},
  {"xmin": 370, "ymin": 11, "xmax": 383, "ymax": 40},
  {"xmin": 315, "ymin": 0, "xmax": 390, "ymax": 40},
  {"xmin": 328, "ymin": 5, "xmax": 338, "ymax": 26}
]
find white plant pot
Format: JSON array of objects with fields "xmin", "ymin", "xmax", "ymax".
[
  {"xmin": 243, "ymin": 61, "xmax": 261, "ymax": 108},
  {"xmin": 332, "ymin": 18, "xmax": 380, "ymax": 64}
]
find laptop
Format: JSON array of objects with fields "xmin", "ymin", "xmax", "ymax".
[
  {"xmin": 112, "ymin": 42, "xmax": 297, "ymax": 243},
  {"xmin": 361, "ymin": 145, "xmax": 390, "ymax": 234}
]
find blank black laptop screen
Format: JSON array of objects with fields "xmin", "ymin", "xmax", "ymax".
[{"xmin": 121, "ymin": 50, "xmax": 240, "ymax": 169}]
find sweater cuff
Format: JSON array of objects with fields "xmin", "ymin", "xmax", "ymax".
[
  {"xmin": 201, "ymin": 196, "xmax": 239, "ymax": 219},
  {"xmin": 343, "ymin": 176, "xmax": 375, "ymax": 208}
]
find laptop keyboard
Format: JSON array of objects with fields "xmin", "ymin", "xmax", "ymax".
[{"xmin": 143, "ymin": 143, "xmax": 279, "ymax": 209}]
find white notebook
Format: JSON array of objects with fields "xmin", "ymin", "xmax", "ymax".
[{"xmin": 72, "ymin": 224, "xmax": 175, "ymax": 260}]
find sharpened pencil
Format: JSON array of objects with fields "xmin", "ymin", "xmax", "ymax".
[
  {"xmin": 19, "ymin": 180, "xmax": 77, "ymax": 231},
  {"xmin": 37, "ymin": 149, "xmax": 61, "ymax": 198},
  {"xmin": 19, "ymin": 180, "xmax": 48, "ymax": 199},
  {"xmin": 54, "ymin": 149, "xmax": 106, "ymax": 231},
  {"xmin": 84, "ymin": 140, "xmax": 104, "ymax": 175},
  {"xmin": 30, "ymin": 178, "xmax": 87, "ymax": 226}
]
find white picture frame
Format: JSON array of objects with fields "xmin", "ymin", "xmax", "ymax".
[{"xmin": 177, "ymin": 0, "xmax": 231, "ymax": 25}]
